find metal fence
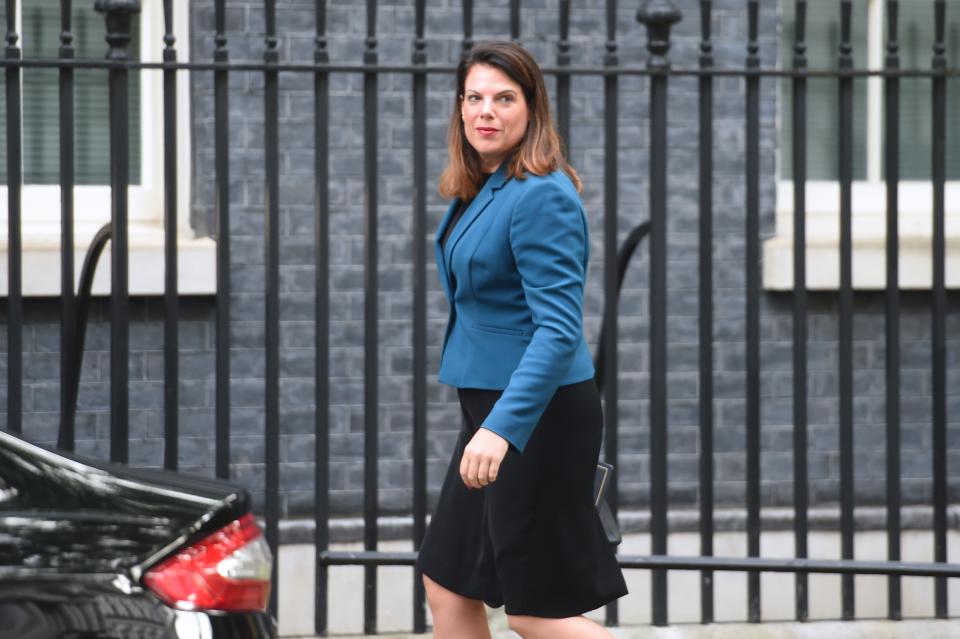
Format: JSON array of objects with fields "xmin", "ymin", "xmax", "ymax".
[{"xmin": 2, "ymin": 0, "xmax": 959, "ymax": 635}]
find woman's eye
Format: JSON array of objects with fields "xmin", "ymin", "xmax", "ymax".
[
  {"xmin": 466, "ymin": 95, "xmax": 480, "ymax": 103},
  {"xmin": 498, "ymin": 95, "xmax": 513, "ymax": 103}
]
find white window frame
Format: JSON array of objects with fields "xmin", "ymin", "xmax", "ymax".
[
  {"xmin": 765, "ymin": 0, "xmax": 960, "ymax": 290},
  {"xmin": 0, "ymin": 0, "xmax": 215, "ymax": 296}
]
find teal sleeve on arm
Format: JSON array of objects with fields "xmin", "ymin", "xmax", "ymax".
[{"xmin": 479, "ymin": 180, "xmax": 588, "ymax": 452}]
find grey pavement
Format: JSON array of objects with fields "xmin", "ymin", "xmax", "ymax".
[
  {"xmin": 287, "ymin": 617, "xmax": 960, "ymax": 639},
  {"xmin": 278, "ymin": 530, "xmax": 960, "ymax": 638}
]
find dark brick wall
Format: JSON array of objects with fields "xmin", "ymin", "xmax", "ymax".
[{"xmin": 3, "ymin": 0, "xmax": 959, "ymax": 520}]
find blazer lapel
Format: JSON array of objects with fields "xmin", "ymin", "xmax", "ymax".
[
  {"xmin": 434, "ymin": 199, "xmax": 461, "ymax": 248},
  {"xmin": 434, "ymin": 199, "xmax": 460, "ymax": 301},
  {"xmin": 434, "ymin": 164, "xmax": 512, "ymax": 297},
  {"xmin": 443, "ymin": 165, "xmax": 510, "ymax": 263}
]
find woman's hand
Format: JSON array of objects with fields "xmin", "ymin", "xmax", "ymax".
[{"xmin": 460, "ymin": 428, "xmax": 509, "ymax": 489}]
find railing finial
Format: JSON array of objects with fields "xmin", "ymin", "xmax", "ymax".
[
  {"xmin": 637, "ymin": 0, "xmax": 682, "ymax": 69},
  {"xmin": 885, "ymin": 0, "xmax": 898, "ymax": 59},
  {"xmin": 932, "ymin": 0, "xmax": 946, "ymax": 65},
  {"xmin": 6, "ymin": 0, "xmax": 18, "ymax": 48},
  {"xmin": 94, "ymin": 0, "xmax": 141, "ymax": 60},
  {"xmin": 162, "ymin": 0, "xmax": 175, "ymax": 50}
]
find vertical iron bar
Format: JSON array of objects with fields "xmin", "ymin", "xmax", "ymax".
[
  {"xmin": 791, "ymin": 0, "xmax": 809, "ymax": 622},
  {"xmin": 411, "ymin": 0, "xmax": 428, "ymax": 632},
  {"xmin": 883, "ymin": 0, "xmax": 902, "ymax": 621},
  {"xmin": 58, "ymin": 0, "xmax": 76, "ymax": 451},
  {"xmin": 97, "ymin": 0, "xmax": 139, "ymax": 465},
  {"xmin": 462, "ymin": 0, "xmax": 473, "ymax": 53},
  {"xmin": 5, "ymin": 0, "xmax": 22, "ymax": 436},
  {"xmin": 363, "ymin": 1, "xmax": 379, "ymax": 633},
  {"xmin": 214, "ymin": 0, "xmax": 230, "ymax": 480},
  {"xmin": 745, "ymin": 0, "xmax": 761, "ymax": 623},
  {"xmin": 264, "ymin": 0, "xmax": 281, "ymax": 619},
  {"xmin": 162, "ymin": 0, "xmax": 178, "ymax": 471},
  {"xmin": 697, "ymin": 0, "xmax": 714, "ymax": 625},
  {"xmin": 314, "ymin": 0, "xmax": 330, "ymax": 634},
  {"xmin": 602, "ymin": 0, "xmax": 619, "ymax": 627},
  {"xmin": 556, "ymin": 0, "xmax": 570, "ymax": 154},
  {"xmin": 637, "ymin": 0, "xmax": 681, "ymax": 627},
  {"xmin": 510, "ymin": 0, "xmax": 520, "ymax": 41},
  {"xmin": 931, "ymin": 0, "xmax": 947, "ymax": 619},
  {"xmin": 838, "ymin": 0, "xmax": 855, "ymax": 619}
]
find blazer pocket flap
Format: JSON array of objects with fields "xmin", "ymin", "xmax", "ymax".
[{"xmin": 471, "ymin": 321, "xmax": 530, "ymax": 337}]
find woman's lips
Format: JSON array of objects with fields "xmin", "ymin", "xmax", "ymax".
[{"xmin": 476, "ymin": 127, "xmax": 499, "ymax": 136}]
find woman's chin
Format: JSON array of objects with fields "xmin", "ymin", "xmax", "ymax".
[{"xmin": 474, "ymin": 148, "xmax": 507, "ymax": 167}]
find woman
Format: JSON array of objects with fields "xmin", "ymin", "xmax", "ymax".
[{"xmin": 416, "ymin": 41, "xmax": 627, "ymax": 639}]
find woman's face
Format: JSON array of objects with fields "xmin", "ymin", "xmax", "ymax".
[{"xmin": 461, "ymin": 64, "xmax": 529, "ymax": 173}]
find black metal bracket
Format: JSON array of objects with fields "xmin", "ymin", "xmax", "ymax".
[
  {"xmin": 58, "ymin": 223, "xmax": 112, "ymax": 450},
  {"xmin": 593, "ymin": 220, "xmax": 651, "ymax": 394}
]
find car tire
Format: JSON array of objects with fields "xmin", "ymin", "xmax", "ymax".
[
  {"xmin": 0, "ymin": 594, "xmax": 176, "ymax": 639},
  {"xmin": 0, "ymin": 602, "xmax": 61, "ymax": 639},
  {"xmin": 95, "ymin": 594, "xmax": 178, "ymax": 639}
]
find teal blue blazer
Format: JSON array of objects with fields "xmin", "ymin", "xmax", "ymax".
[{"xmin": 435, "ymin": 164, "xmax": 595, "ymax": 452}]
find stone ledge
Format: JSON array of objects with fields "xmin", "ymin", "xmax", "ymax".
[
  {"xmin": 278, "ymin": 504, "xmax": 960, "ymax": 545},
  {"xmin": 763, "ymin": 233, "xmax": 960, "ymax": 290},
  {"xmin": 0, "ymin": 221, "xmax": 216, "ymax": 296}
]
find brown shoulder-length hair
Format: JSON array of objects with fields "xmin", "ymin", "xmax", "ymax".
[{"xmin": 438, "ymin": 40, "xmax": 582, "ymax": 201}]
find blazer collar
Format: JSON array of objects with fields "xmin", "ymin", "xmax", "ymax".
[{"xmin": 435, "ymin": 162, "xmax": 511, "ymax": 247}]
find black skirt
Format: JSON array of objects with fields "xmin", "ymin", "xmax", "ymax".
[{"xmin": 416, "ymin": 379, "xmax": 628, "ymax": 618}]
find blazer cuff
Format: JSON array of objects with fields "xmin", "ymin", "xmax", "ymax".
[{"xmin": 478, "ymin": 419, "xmax": 530, "ymax": 454}]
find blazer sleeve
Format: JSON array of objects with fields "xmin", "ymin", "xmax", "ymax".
[{"xmin": 479, "ymin": 179, "xmax": 588, "ymax": 452}]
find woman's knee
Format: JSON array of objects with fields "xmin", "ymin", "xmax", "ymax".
[
  {"xmin": 506, "ymin": 614, "xmax": 538, "ymax": 638},
  {"xmin": 422, "ymin": 574, "xmax": 451, "ymax": 606},
  {"xmin": 422, "ymin": 574, "xmax": 475, "ymax": 612},
  {"xmin": 423, "ymin": 575, "xmax": 491, "ymax": 639},
  {"xmin": 507, "ymin": 613, "xmax": 614, "ymax": 639}
]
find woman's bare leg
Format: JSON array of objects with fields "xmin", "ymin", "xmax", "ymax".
[
  {"xmin": 506, "ymin": 614, "xmax": 616, "ymax": 639},
  {"xmin": 423, "ymin": 574, "xmax": 492, "ymax": 639}
]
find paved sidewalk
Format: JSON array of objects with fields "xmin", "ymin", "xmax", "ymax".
[
  {"xmin": 280, "ymin": 534, "xmax": 960, "ymax": 637},
  {"xmin": 287, "ymin": 617, "xmax": 960, "ymax": 639},
  {"xmin": 279, "ymin": 530, "xmax": 960, "ymax": 637}
]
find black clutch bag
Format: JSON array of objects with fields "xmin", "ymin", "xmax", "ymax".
[{"xmin": 594, "ymin": 461, "xmax": 622, "ymax": 545}]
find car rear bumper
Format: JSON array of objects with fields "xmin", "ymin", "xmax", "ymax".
[{"xmin": 175, "ymin": 608, "xmax": 276, "ymax": 638}]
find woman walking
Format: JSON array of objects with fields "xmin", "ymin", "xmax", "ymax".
[{"xmin": 416, "ymin": 41, "xmax": 628, "ymax": 639}]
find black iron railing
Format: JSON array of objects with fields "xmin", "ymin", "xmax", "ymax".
[{"xmin": 1, "ymin": 0, "xmax": 959, "ymax": 635}]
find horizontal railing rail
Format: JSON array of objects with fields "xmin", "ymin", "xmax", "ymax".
[
  {"xmin": 1, "ymin": 58, "xmax": 960, "ymax": 77},
  {"xmin": 318, "ymin": 549, "xmax": 960, "ymax": 579}
]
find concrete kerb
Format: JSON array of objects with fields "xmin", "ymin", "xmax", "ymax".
[{"xmin": 286, "ymin": 618, "xmax": 960, "ymax": 639}]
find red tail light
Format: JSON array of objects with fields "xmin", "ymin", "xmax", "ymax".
[{"xmin": 143, "ymin": 513, "xmax": 272, "ymax": 612}]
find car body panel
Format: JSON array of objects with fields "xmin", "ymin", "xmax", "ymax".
[{"xmin": 0, "ymin": 431, "xmax": 275, "ymax": 639}]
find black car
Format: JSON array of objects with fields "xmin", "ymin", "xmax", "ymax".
[{"xmin": 0, "ymin": 430, "xmax": 276, "ymax": 639}]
